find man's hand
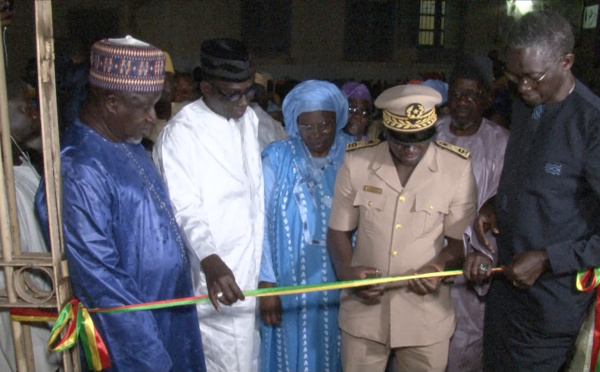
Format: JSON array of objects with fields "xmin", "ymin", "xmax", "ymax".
[
  {"xmin": 259, "ymin": 281, "xmax": 281, "ymax": 326},
  {"xmin": 408, "ymin": 263, "xmax": 444, "ymax": 295},
  {"xmin": 474, "ymin": 200, "xmax": 499, "ymax": 254},
  {"xmin": 340, "ymin": 266, "xmax": 384, "ymax": 305},
  {"xmin": 505, "ymin": 250, "xmax": 549, "ymax": 288},
  {"xmin": 463, "ymin": 251, "xmax": 493, "ymax": 283},
  {"xmin": 201, "ymin": 254, "xmax": 245, "ymax": 312},
  {"xmin": 327, "ymin": 229, "xmax": 383, "ymax": 304},
  {"xmin": 408, "ymin": 237, "xmax": 465, "ymax": 295}
]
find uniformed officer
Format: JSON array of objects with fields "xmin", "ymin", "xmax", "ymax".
[{"xmin": 327, "ymin": 84, "xmax": 478, "ymax": 372}]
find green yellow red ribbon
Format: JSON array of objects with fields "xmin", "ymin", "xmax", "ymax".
[
  {"xmin": 11, "ymin": 299, "xmax": 111, "ymax": 371},
  {"xmin": 88, "ymin": 268, "xmax": 502, "ymax": 314},
  {"xmin": 46, "ymin": 299, "xmax": 110, "ymax": 371},
  {"xmin": 11, "ymin": 268, "xmax": 503, "ymax": 371},
  {"xmin": 576, "ymin": 267, "xmax": 600, "ymax": 372},
  {"xmin": 9, "ymin": 308, "xmax": 58, "ymax": 323}
]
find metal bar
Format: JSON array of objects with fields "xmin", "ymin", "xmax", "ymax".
[
  {"xmin": 22, "ymin": 325, "xmax": 35, "ymax": 371},
  {"xmin": 34, "ymin": 1, "xmax": 77, "ymax": 370},
  {"xmin": 0, "ymin": 13, "xmax": 28, "ymax": 371}
]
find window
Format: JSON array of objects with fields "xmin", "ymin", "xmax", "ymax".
[
  {"xmin": 344, "ymin": 0, "xmax": 395, "ymax": 62},
  {"xmin": 419, "ymin": 0, "xmax": 445, "ymax": 47},
  {"xmin": 241, "ymin": 1, "xmax": 291, "ymax": 57}
]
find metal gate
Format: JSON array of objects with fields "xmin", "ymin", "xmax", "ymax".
[{"xmin": 0, "ymin": 1, "xmax": 78, "ymax": 371}]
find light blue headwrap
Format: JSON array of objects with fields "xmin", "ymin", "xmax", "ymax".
[{"xmin": 282, "ymin": 80, "xmax": 349, "ymax": 138}]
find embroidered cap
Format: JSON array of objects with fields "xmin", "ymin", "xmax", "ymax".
[
  {"xmin": 200, "ymin": 38, "xmax": 252, "ymax": 82},
  {"xmin": 89, "ymin": 35, "xmax": 166, "ymax": 92}
]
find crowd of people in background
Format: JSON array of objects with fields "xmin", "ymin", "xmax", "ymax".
[{"xmin": 2, "ymin": 3, "xmax": 600, "ymax": 372}]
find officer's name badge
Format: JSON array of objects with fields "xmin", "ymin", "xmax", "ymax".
[{"xmin": 363, "ymin": 185, "xmax": 382, "ymax": 194}]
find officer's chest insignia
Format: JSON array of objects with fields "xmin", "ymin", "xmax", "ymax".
[
  {"xmin": 346, "ymin": 139, "xmax": 381, "ymax": 151},
  {"xmin": 435, "ymin": 141, "xmax": 470, "ymax": 159},
  {"xmin": 363, "ymin": 185, "xmax": 382, "ymax": 194}
]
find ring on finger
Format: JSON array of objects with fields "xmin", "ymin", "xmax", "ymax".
[
  {"xmin": 478, "ymin": 263, "xmax": 489, "ymax": 273},
  {"xmin": 216, "ymin": 291, "xmax": 223, "ymax": 300}
]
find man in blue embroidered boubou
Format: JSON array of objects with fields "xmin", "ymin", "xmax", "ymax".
[{"xmin": 35, "ymin": 37, "xmax": 205, "ymax": 371}]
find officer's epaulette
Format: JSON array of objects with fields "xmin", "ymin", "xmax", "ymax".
[
  {"xmin": 435, "ymin": 140, "xmax": 470, "ymax": 159},
  {"xmin": 346, "ymin": 139, "xmax": 381, "ymax": 152}
]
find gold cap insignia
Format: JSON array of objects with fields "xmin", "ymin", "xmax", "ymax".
[
  {"xmin": 407, "ymin": 103, "xmax": 424, "ymax": 118},
  {"xmin": 382, "ymin": 104, "xmax": 437, "ymax": 132}
]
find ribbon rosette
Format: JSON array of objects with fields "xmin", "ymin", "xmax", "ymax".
[{"xmin": 47, "ymin": 299, "xmax": 110, "ymax": 371}]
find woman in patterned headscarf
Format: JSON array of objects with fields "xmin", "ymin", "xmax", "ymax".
[{"xmin": 259, "ymin": 80, "xmax": 348, "ymax": 372}]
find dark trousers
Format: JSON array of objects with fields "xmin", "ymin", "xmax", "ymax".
[{"xmin": 482, "ymin": 279, "xmax": 576, "ymax": 372}]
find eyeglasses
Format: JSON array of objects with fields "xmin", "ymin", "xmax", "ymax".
[
  {"xmin": 504, "ymin": 64, "xmax": 552, "ymax": 87},
  {"xmin": 210, "ymin": 83, "xmax": 258, "ymax": 102},
  {"xmin": 348, "ymin": 106, "xmax": 370, "ymax": 117},
  {"xmin": 297, "ymin": 121, "xmax": 335, "ymax": 135},
  {"xmin": 448, "ymin": 89, "xmax": 482, "ymax": 103}
]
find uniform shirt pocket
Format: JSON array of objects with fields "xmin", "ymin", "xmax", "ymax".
[
  {"xmin": 354, "ymin": 191, "xmax": 386, "ymax": 235},
  {"xmin": 411, "ymin": 194, "xmax": 448, "ymax": 238}
]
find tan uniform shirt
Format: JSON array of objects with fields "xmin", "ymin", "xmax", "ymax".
[{"xmin": 329, "ymin": 141, "xmax": 477, "ymax": 348}]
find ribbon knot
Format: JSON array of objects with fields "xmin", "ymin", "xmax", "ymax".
[{"xmin": 48, "ymin": 299, "xmax": 110, "ymax": 371}]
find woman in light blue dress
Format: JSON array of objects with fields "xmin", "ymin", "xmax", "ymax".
[{"xmin": 259, "ymin": 80, "xmax": 351, "ymax": 372}]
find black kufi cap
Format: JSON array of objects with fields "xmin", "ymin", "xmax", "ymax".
[{"xmin": 200, "ymin": 38, "xmax": 252, "ymax": 82}]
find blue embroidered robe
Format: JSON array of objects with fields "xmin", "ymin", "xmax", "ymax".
[{"xmin": 35, "ymin": 120, "xmax": 206, "ymax": 372}]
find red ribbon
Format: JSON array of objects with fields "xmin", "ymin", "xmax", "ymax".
[
  {"xmin": 12, "ymin": 299, "xmax": 110, "ymax": 371},
  {"xmin": 576, "ymin": 268, "xmax": 600, "ymax": 372}
]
